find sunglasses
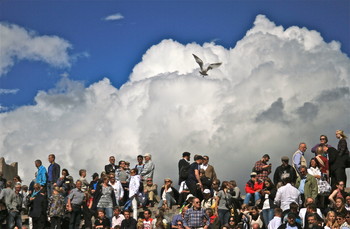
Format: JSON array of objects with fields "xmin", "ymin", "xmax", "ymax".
[{"xmin": 320, "ymin": 138, "xmax": 326, "ymax": 140}]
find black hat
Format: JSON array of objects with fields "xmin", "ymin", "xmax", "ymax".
[{"xmin": 183, "ymin": 152, "xmax": 191, "ymax": 157}]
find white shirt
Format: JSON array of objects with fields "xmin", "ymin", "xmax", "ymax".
[
  {"xmin": 129, "ymin": 174, "xmax": 141, "ymax": 198},
  {"xmin": 109, "ymin": 180, "xmax": 124, "ymax": 203},
  {"xmin": 299, "ymin": 207, "xmax": 323, "ymax": 227},
  {"xmin": 274, "ymin": 183, "xmax": 301, "ymax": 211},
  {"xmin": 112, "ymin": 214, "xmax": 125, "ymax": 227},
  {"xmin": 200, "ymin": 164, "xmax": 208, "ymax": 170},
  {"xmin": 268, "ymin": 216, "xmax": 282, "ymax": 229}
]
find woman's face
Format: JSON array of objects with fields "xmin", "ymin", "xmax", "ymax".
[
  {"xmin": 228, "ymin": 218, "xmax": 235, "ymax": 225},
  {"xmin": 336, "ymin": 132, "xmax": 341, "ymax": 139},
  {"xmin": 337, "ymin": 182, "xmax": 345, "ymax": 190},
  {"xmin": 62, "ymin": 170, "xmax": 67, "ymax": 176},
  {"xmin": 336, "ymin": 198, "xmax": 343, "ymax": 208},
  {"xmin": 328, "ymin": 212, "xmax": 335, "ymax": 222},
  {"xmin": 264, "ymin": 181, "xmax": 270, "ymax": 187},
  {"xmin": 310, "ymin": 159, "xmax": 317, "ymax": 168}
]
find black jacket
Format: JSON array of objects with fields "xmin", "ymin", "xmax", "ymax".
[
  {"xmin": 273, "ymin": 164, "xmax": 297, "ymax": 185},
  {"xmin": 29, "ymin": 192, "xmax": 48, "ymax": 218},
  {"xmin": 328, "ymin": 147, "xmax": 347, "ymax": 171},
  {"xmin": 121, "ymin": 218, "xmax": 137, "ymax": 229},
  {"xmin": 105, "ymin": 164, "xmax": 117, "ymax": 174},
  {"xmin": 160, "ymin": 186, "xmax": 180, "ymax": 204},
  {"xmin": 92, "ymin": 183, "xmax": 117, "ymax": 211}
]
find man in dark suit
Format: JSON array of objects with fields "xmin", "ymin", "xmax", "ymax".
[
  {"xmin": 178, "ymin": 152, "xmax": 191, "ymax": 185},
  {"xmin": 47, "ymin": 153, "xmax": 60, "ymax": 197},
  {"xmin": 105, "ymin": 156, "xmax": 117, "ymax": 174},
  {"xmin": 322, "ymin": 144, "xmax": 347, "ymax": 188}
]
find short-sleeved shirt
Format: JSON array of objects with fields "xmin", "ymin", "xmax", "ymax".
[
  {"xmin": 187, "ymin": 162, "xmax": 200, "ymax": 182},
  {"xmin": 68, "ymin": 188, "xmax": 85, "ymax": 205},
  {"xmin": 217, "ymin": 190, "xmax": 232, "ymax": 210}
]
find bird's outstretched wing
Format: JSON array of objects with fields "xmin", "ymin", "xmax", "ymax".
[
  {"xmin": 207, "ymin": 63, "xmax": 222, "ymax": 71},
  {"xmin": 192, "ymin": 54, "xmax": 204, "ymax": 70}
]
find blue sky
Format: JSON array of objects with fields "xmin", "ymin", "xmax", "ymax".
[{"xmin": 0, "ymin": 0, "xmax": 349, "ymax": 110}]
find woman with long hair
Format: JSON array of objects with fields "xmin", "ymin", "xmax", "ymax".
[
  {"xmin": 215, "ymin": 181, "xmax": 232, "ymax": 226},
  {"xmin": 258, "ymin": 178, "xmax": 276, "ymax": 227},
  {"xmin": 158, "ymin": 178, "xmax": 179, "ymax": 210},
  {"xmin": 324, "ymin": 211, "xmax": 339, "ymax": 229},
  {"xmin": 336, "ymin": 130, "xmax": 349, "ymax": 156},
  {"xmin": 329, "ymin": 181, "xmax": 347, "ymax": 206},
  {"xmin": 92, "ymin": 176, "xmax": 117, "ymax": 227}
]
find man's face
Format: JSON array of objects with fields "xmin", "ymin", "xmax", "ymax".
[
  {"xmin": 299, "ymin": 144, "xmax": 307, "ymax": 152},
  {"xmin": 192, "ymin": 198, "xmax": 201, "ymax": 209},
  {"xmin": 146, "ymin": 178, "xmax": 153, "ymax": 186},
  {"xmin": 287, "ymin": 216, "xmax": 296, "ymax": 226},
  {"xmin": 48, "ymin": 155, "xmax": 54, "ymax": 163},
  {"xmin": 337, "ymin": 216, "xmax": 345, "ymax": 225},
  {"xmin": 120, "ymin": 161, "xmax": 125, "ymax": 168},
  {"xmin": 346, "ymin": 196, "xmax": 350, "ymax": 205},
  {"xmin": 124, "ymin": 211, "xmax": 130, "ymax": 219},
  {"xmin": 15, "ymin": 185, "xmax": 21, "ymax": 193},
  {"xmin": 137, "ymin": 157, "xmax": 143, "ymax": 163},
  {"xmin": 263, "ymin": 157, "xmax": 269, "ymax": 163},
  {"xmin": 251, "ymin": 176, "xmax": 257, "ymax": 181},
  {"xmin": 144, "ymin": 156, "xmax": 150, "ymax": 162},
  {"xmin": 299, "ymin": 168, "xmax": 307, "ymax": 177},
  {"xmin": 76, "ymin": 181, "xmax": 82, "ymax": 190},
  {"xmin": 307, "ymin": 216, "xmax": 317, "ymax": 226},
  {"xmin": 203, "ymin": 157, "xmax": 208, "ymax": 165},
  {"xmin": 114, "ymin": 209, "xmax": 120, "ymax": 216},
  {"xmin": 144, "ymin": 211, "xmax": 151, "ymax": 220},
  {"xmin": 109, "ymin": 157, "xmax": 115, "ymax": 164}
]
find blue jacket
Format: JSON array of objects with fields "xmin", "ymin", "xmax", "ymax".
[{"xmin": 36, "ymin": 165, "xmax": 47, "ymax": 186}]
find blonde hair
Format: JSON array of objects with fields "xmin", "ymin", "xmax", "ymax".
[{"xmin": 336, "ymin": 130, "xmax": 347, "ymax": 139}]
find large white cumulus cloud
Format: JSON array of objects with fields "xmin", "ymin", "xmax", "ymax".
[
  {"xmin": 0, "ymin": 22, "xmax": 72, "ymax": 76},
  {"xmin": 1, "ymin": 15, "xmax": 349, "ymax": 187}
]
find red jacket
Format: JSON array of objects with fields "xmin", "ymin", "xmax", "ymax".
[{"xmin": 245, "ymin": 179, "xmax": 264, "ymax": 194}]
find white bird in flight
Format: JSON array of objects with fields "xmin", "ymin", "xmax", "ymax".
[{"xmin": 192, "ymin": 54, "xmax": 222, "ymax": 77}]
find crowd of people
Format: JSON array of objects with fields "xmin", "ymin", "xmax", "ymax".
[{"xmin": 0, "ymin": 129, "xmax": 349, "ymax": 229}]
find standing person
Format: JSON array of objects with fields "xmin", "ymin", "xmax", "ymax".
[
  {"xmin": 29, "ymin": 183, "xmax": 48, "ymax": 229},
  {"xmin": 48, "ymin": 186, "xmax": 65, "ymax": 229},
  {"xmin": 56, "ymin": 169, "xmax": 74, "ymax": 198},
  {"xmin": 35, "ymin": 159, "xmax": 47, "ymax": 188},
  {"xmin": 322, "ymin": 143, "xmax": 347, "ymax": 188},
  {"xmin": 186, "ymin": 155, "xmax": 204, "ymax": 198},
  {"xmin": 67, "ymin": 180, "xmax": 86, "ymax": 229},
  {"xmin": 311, "ymin": 135, "xmax": 332, "ymax": 156},
  {"xmin": 201, "ymin": 156, "xmax": 217, "ymax": 182},
  {"xmin": 336, "ymin": 130, "xmax": 349, "ymax": 156},
  {"xmin": 93, "ymin": 176, "xmax": 117, "ymax": 226},
  {"xmin": 292, "ymin": 143, "xmax": 307, "ymax": 176},
  {"xmin": 273, "ymin": 156, "xmax": 297, "ymax": 188},
  {"xmin": 135, "ymin": 155, "xmax": 144, "ymax": 175},
  {"xmin": 243, "ymin": 172, "xmax": 263, "ymax": 206},
  {"xmin": 254, "ymin": 154, "xmax": 272, "ymax": 181},
  {"xmin": 109, "ymin": 173, "xmax": 124, "ymax": 206},
  {"xmin": 78, "ymin": 169, "xmax": 89, "ymax": 192},
  {"xmin": 258, "ymin": 178, "xmax": 277, "ymax": 227},
  {"xmin": 129, "ymin": 168, "xmax": 141, "ymax": 220},
  {"xmin": 215, "ymin": 181, "xmax": 233, "ymax": 226},
  {"xmin": 178, "ymin": 152, "xmax": 191, "ymax": 185},
  {"xmin": 268, "ymin": 208, "xmax": 283, "ymax": 229},
  {"xmin": 274, "ymin": 177, "xmax": 302, "ymax": 212},
  {"xmin": 5, "ymin": 183, "xmax": 23, "ymax": 229},
  {"xmin": 47, "ymin": 153, "xmax": 60, "ymax": 197},
  {"xmin": 295, "ymin": 165, "xmax": 318, "ymax": 205},
  {"xmin": 141, "ymin": 154, "xmax": 155, "ymax": 182},
  {"xmin": 183, "ymin": 198, "xmax": 210, "ymax": 229},
  {"xmin": 105, "ymin": 156, "xmax": 117, "ymax": 174}
]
